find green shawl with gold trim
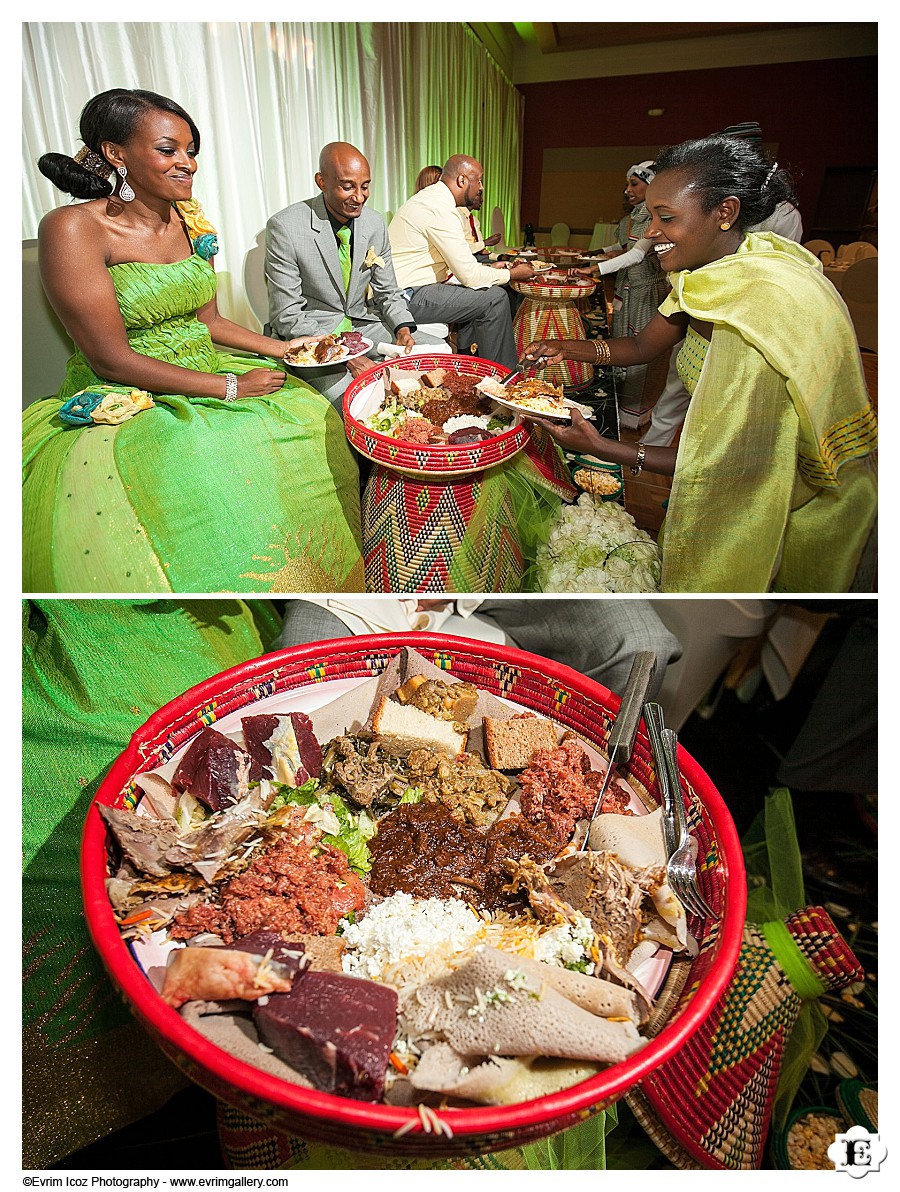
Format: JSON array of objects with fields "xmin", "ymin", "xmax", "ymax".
[{"xmin": 659, "ymin": 233, "xmax": 876, "ymax": 592}]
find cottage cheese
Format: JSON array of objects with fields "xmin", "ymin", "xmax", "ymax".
[{"xmin": 340, "ymin": 892, "xmax": 482, "ymax": 983}]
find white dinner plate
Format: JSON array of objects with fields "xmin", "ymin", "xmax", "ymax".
[
  {"xmin": 284, "ymin": 337, "xmax": 373, "ymax": 368},
  {"xmin": 489, "ymin": 391, "xmax": 595, "ymax": 423}
]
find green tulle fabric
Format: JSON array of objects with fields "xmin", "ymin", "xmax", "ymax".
[
  {"xmin": 741, "ymin": 787, "xmax": 828, "ymax": 1130},
  {"xmin": 22, "ymin": 254, "xmax": 364, "ymax": 593},
  {"xmin": 447, "ymin": 450, "xmax": 568, "ymax": 593},
  {"xmin": 22, "ymin": 598, "xmax": 282, "ymax": 1167}
]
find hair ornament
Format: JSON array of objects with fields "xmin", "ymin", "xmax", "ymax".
[
  {"xmin": 763, "ymin": 161, "xmax": 778, "ymax": 189},
  {"xmin": 73, "ymin": 145, "xmax": 114, "ymax": 181}
]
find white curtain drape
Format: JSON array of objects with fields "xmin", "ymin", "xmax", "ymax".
[{"xmin": 22, "ymin": 22, "xmax": 523, "ymax": 326}]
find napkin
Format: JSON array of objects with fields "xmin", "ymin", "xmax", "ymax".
[{"xmin": 375, "ymin": 342, "xmax": 453, "ymax": 359}]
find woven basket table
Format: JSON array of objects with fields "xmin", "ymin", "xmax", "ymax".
[
  {"xmin": 344, "ymin": 354, "xmax": 574, "ymax": 593},
  {"xmin": 82, "ymin": 633, "xmax": 746, "ymax": 1160},
  {"xmin": 511, "ymin": 274, "xmax": 597, "ymax": 388},
  {"xmin": 626, "ymin": 905, "xmax": 865, "ymax": 1169}
]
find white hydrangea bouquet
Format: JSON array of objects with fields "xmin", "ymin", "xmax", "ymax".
[{"xmin": 537, "ymin": 494, "xmax": 661, "ymax": 592}]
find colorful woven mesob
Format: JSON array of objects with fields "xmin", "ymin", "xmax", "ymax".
[
  {"xmin": 511, "ymin": 275, "xmax": 597, "ymax": 389},
  {"xmin": 361, "ymin": 428, "xmax": 577, "ymax": 593},
  {"xmin": 343, "ymin": 354, "xmax": 529, "ymax": 479},
  {"xmin": 624, "ymin": 801, "xmax": 867, "ymax": 1172},
  {"xmin": 82, "ymin": 635, "xmax": 745, "ymax": 1161},
  {"xmin": 362, "ymin": 465, "xmax": 525, "ymax": 592}
]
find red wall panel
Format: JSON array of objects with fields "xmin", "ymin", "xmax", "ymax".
[{"xmin": 518, "ymin": 56, "xmax": 877, "ymax": 229}]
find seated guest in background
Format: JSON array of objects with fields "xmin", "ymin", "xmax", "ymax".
[
  {"xmin": 272, "ymin": 597, "xmax": 682, "ymax": 702},
  {"xmin": 459, "ymin": 205, "xmax": 502, "ymax": 258},
  {"xmin": 414, "ymin": 164, "xmax": 442, "ymax": 191},
  {"xmin": 645, "ymin": 120, "xmax": 804, "ymax": 448},
  {"xmin": 521, "ymin": 135, "xmax": 876, "ymax": 594},
  {"xmin": 414, "ymin": 163, "xmax": 500, "ymax": 257},
  {"xmin": 389, "ymin": 155, "xmax": 534, "ymax": 368},
  {"xmin": 265, "ymin": 142, "xmax": 442, "ymax": 408}
]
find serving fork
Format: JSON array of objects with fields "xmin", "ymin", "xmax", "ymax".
[{"xmin": 643, "ymin": 703, "xmax": 718, "ymax": 921}]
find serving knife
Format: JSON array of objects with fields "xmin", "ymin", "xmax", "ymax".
[{"xmin": 579, "ymin": 651, "xmax": 657, "ymax": 851}]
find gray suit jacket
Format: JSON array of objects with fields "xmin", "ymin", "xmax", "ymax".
[{"xmin": 265, "ymin": 194, "xmax": 414, "ymax": 339}]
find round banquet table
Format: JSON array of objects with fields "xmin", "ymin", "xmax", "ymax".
[{"xmin": 511, "ymin": 273, "xmax": 598, "ymax": 388}]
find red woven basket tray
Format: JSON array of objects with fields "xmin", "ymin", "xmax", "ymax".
[
  {"xmin": 81, "ymin": 634, "xmax": 746, "ymax": 1159},
  {"xmin": 343, "ymin": 354, "xmax": 530, "ymax": 479}
]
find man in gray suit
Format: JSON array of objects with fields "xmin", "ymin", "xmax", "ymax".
[{"xmin": 265, "ymin": 142, "xmax": 441, "ymax": 407}]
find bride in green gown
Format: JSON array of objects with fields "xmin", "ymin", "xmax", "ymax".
[{"xmin": 24, "ymin": 88, "xmax": 364, "ymax": 593}]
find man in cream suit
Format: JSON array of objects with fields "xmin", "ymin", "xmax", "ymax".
[
  {"xmin": 265, "ymin": 142, "xmax": 440, "ymax": 407},
  {"xmin": 389, "ymin": 156, "xmax": 535, "ymax": 368}
]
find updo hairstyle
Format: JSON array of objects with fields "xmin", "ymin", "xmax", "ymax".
[
  {"xmin": 38, "ymin": 88, "xmax": 201, "ymax": 200},
  {"xmin": 653, "ymin": 135, "xmax": 797, "ymax": 231}
]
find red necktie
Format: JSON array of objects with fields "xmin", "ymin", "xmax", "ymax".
[{"xmin": 469, "ymin": 214, "xmax": 478, "ymax": 238}]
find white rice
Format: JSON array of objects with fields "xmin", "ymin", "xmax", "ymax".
[{"xmin": 441, "ymin": 414, "xmax": 490, "ymax": 434}]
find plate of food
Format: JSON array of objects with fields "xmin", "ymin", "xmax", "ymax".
[
  {"xmin": 475, "ymin": 375, "xmax": 595, "ymax": 422},
  {"xmin": 284, "ymin": 331, "xmax": 373, "ymax": 368},
  {"xmin": 511, "ymin": 257, "xmax": 552, "ymax": 272},
  {"xmin": 82, "ymin": 635, "xmax": 745, "ymax": 1156}
]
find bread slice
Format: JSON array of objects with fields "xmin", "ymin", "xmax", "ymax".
[
  {"xmin": 371, "ymin": 695, "xmax": 466, "ymax": 757},
  {"xmin": 386, "ymin": 368, "xmax": 423, "ymax": 399},
  {"xmin": 483, "ymin": 714, "xmax": 559, "ymax": 770},
  {"xmin": 421, "ymin": 368, "xmax": 447, "ymax": 388}
]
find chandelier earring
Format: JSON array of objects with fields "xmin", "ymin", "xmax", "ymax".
[{"xmin": 117, "ymin": 166, "xmax": 135, "ymax": 203}]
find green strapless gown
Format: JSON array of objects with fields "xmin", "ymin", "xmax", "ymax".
[{"xmin": 22, "ymin": 253, "xmax": 365, "ymax": 593}]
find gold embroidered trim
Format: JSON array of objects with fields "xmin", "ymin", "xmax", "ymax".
[{"xmin": 798, "ymin": 405, "xmax": 877, "ymax": 487}]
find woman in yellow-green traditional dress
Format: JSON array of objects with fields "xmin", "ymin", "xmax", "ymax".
[
  {"xmin": 24, "ymin": 88, "xmax": 364, "ymax": 593},
  {"xmin": 522, "ymin": 135, "xmax": 876, "ymax": 593}
]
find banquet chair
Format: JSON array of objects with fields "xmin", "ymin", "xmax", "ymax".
[
  {"xmin": 242, "ymin": 230, "xmax": 270, "ymax": 331},
  {"xmin": 802, "ymin": 238, "xmax": 833, "ymax": 260},
  {"xmin": 550, "ymin": 221, "xmax": 570, "ymax": 246},
  {"xmin": 22, "ymin": 238, "xmax": 74, "ymax": 409},
  {"xmin": 843, "ymin": 241, "xmax": 877, "ymax": 261},
  {"xmin": 489, "ymin": 206, "xmax": 508, "ymax": 254},
  {"xmin": 589, "ymin": 221, "xmax": 618, "ymax": 251},
  {"xmin": 840, "ymin": 256, "xmax": 877, "ymax": 352}
]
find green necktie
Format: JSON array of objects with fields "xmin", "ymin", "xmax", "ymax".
[{"xmin": 335, "ymin": 225, "xmax": 352, "ymax": 333}]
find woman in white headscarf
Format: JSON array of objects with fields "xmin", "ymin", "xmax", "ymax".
[{"xmin": 581, "ymin": 162, "xmax": 669, "ymax": 406}]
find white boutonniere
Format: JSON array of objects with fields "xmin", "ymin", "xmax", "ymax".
[{"xmin": 362, "ymin": 246, "xmax": 385, "ymax": 270}]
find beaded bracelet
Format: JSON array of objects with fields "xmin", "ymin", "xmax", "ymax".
[
  {"xmin": 224, "ymin": 373, "xmax": 238, "ymax": 402},
  {"xmin": 630, "ymin": 442, "xmax": 646, "ymax": 476}
]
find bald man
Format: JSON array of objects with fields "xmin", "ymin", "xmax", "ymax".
[
  {"xmin": 389, "ymin": 155, "xmax": 534, "ymax": 368},
  {"xmin": 265, "ymin": 142, "xmax": 441, "ymax": 407}
]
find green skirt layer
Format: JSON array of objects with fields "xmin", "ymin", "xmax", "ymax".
[
  {"xmin": 22, "ymin": 598, "xmax": 281, "ymax": 1167},
  {"xmin": 23, "ymin": 353, "xmax": 364, "ymax": 594}
]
